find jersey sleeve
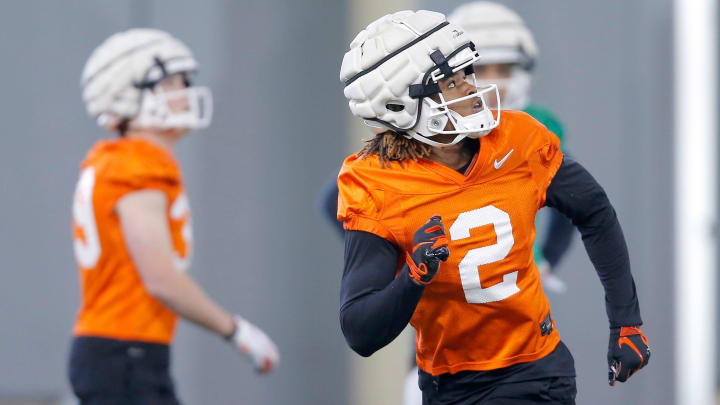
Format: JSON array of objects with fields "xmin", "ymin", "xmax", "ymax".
[
  {"xmin": 526, "ymin": 121, "xmax": 564, "ymax": 208},
  {"xmin": 337, "ymin": 156, "xmax": 397, "ymax": 244},
  {"xmin": 101, "ymin": 148, "xmax": 180, "ymax": 197}
]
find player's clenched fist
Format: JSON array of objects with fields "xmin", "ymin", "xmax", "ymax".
[
  {"xmin": 607, "ymin": 326, "xmax": 650, "ymax": 386},
  {"xmin": 406, "ymin": 215, "xmax": 450, "ymax": 285},
  {"xmin": 228, "ymin": 316, "xmax": 280, "ymax": 374}
]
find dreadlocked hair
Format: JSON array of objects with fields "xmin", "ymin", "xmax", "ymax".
[{"xmin": 358, "ymin": 131, "xmax": 432, "ymax": 167}]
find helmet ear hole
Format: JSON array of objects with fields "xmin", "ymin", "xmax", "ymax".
[{"xmin": 386, "ymin": 103, "xmax": 405, "ymax": 112}]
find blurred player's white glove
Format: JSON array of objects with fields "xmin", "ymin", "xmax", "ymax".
[
  {"xmin": 538, "ymin": 260, "xmax": 567, "ymax": 294},
  {"xmin": 229, "ymin": 316, "xmax": 280, "ymax": 374}
]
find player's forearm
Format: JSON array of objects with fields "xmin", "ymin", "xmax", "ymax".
[
  {"xmin": 339, "ymin": 230, "xmax": 424, "ymax": 356},
  {"xmin": 117, "ymin": 191, "xmax": 236, "ymax": 338},
  {"xmin": 340, "ymin": 268, "xmax": 424, "ymax": 357},
  {"xmin": 575, "ymin": 203, "xmax": 641, "ymax": 327},
  {"xmin": 545, "ymin": 157, "xmax": 642, "ymax": 327},
  {"xmin": 148, "ymin": 270, "xmax": 235, "ymax": 337}
]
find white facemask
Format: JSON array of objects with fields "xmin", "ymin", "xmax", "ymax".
[
  {"xmin": 411, "ymin": 77, "xmax": 501, "ymax": 147},
  {"xmin": 131, "ymin": 86, "xmax": 213, "ymax": 130}
]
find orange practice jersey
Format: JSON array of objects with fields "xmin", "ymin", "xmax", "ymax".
[
  {"xmin": 338, "ymin": 111, "xmax": 564, "ymax": 375},
  {"xmin": 72, "ymin": 138, "xmax": 192, "ymax": 344}
]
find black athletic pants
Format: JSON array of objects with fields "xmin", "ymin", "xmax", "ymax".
[
  {"xmin": 419, "ymin": 342, "xmax": 577, "ymax": 405},
  {"xmin": 68, "ymin": 336, "xmax": 181, "ymax": 405},
  {"xmin": 421, "ymin": 375, "xmax": 576, "ymax": 405}
]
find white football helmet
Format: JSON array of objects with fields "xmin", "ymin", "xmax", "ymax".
[
  {"xmin": 448, "ymin": 2, "xmax": 537, "ymax": 110},
  {"xmin": 340, "ymin": 10, "xmax": 500, "ymax": 147},
  {"xmin": 81, "ymin": 28, "xmax": 212, "ymax": 131}
]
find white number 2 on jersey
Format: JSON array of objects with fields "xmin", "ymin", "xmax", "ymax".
[
  {"xmin": 73, "ymin": 167, "xmax": 101, "ymax": 268},
  {"xmin": 449, "ymin": 206, "xmax": 520, "ymax": 304}
]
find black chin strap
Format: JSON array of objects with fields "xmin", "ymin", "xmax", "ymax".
[
  {"xmin": 134, "ymin": 57, "xmax": 170, "ymax": 89},
  {"xmin": 409, "ymin": 44, "xmax": 477, "ymax": 100},
  {"xmin": 409, "ymin": 82, "xmax": 440, "ymax": 98},
  {"xmin": 408, "ymin": 50, "xmax": 450, "ymax": 100},
  {"xmin": 153, "ymin": 57, "xmax": 168, "ymax": 77},
  {"xmin": 429, "ymin": 50, "xmax": 454, "ymax": 78}
]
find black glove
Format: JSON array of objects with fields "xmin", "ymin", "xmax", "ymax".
[
  {"xmin": 406, "ymin": 215, "xmax": 450, "ymax": 285},
  {"xmin": 608, "ymin": 326, "xmax": 650, "ymax": 386}
]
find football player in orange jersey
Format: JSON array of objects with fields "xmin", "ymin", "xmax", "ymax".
[
  {"xmin": 337, "ymin": 11, "xmax": 649, "ymax": 404},
  {"xmin": 70, "ymin": 29, "xmax": 278, "ymax": 405}
]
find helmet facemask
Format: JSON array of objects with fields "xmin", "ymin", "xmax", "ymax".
[
  {"xmin": 132, "ymin": 85, "xmax": 213, "ymax": 130},
  {"xmin": 407, "ymin": 44, "xmax": 501, "ymax": 147},
  {"xmin": 129, "ymin": 59, "xmax": 213, "ymax": 131}
]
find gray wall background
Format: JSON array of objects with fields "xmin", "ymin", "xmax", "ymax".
[
  {"xmin": 0, "ymin": 1, "xmax": 677, "ymax": 404},
  {"xmin": 0, "ymin": 1, "xmax": 349, "ymax": 404},
  {"xmin": 422, "ymin": 1, "xmax": 674, "ymax": 404}
]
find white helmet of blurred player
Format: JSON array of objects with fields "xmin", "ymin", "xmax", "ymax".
[
  {"xmin": 448, "ymin": 1, "xmax": 537, "ymax": 110},
  {"xmin": 81, "ymin": 28, "xmax": 212, "ymax": 131},
  {"xmin": 340, "ymin": 10, "xmax": 500, "ymax": 147}
]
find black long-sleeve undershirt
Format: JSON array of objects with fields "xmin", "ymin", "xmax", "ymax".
[
  {"xmin": 544, "ymin": 157, "xmax": 642, "ymax": 328},
  {"xmin": 338, "ymin": 157, "xmax": 642, "ymax": 357},
  {"xmin": 339, "ymin": 231, "xmax": 424, "ymax": 357}
]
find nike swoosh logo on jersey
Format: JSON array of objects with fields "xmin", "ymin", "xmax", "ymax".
[{"xmin": 494, "ymin": 149, "xmax": 514, "ymax": 169}]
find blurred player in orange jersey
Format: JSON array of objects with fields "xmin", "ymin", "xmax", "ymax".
[
  {"xmin": 70, "ymin": 29, "xmax": 278, "ymax": 405},
  {"xmin": 338, "ymin": 11, "xmax": 649, "ymax": 404}
]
